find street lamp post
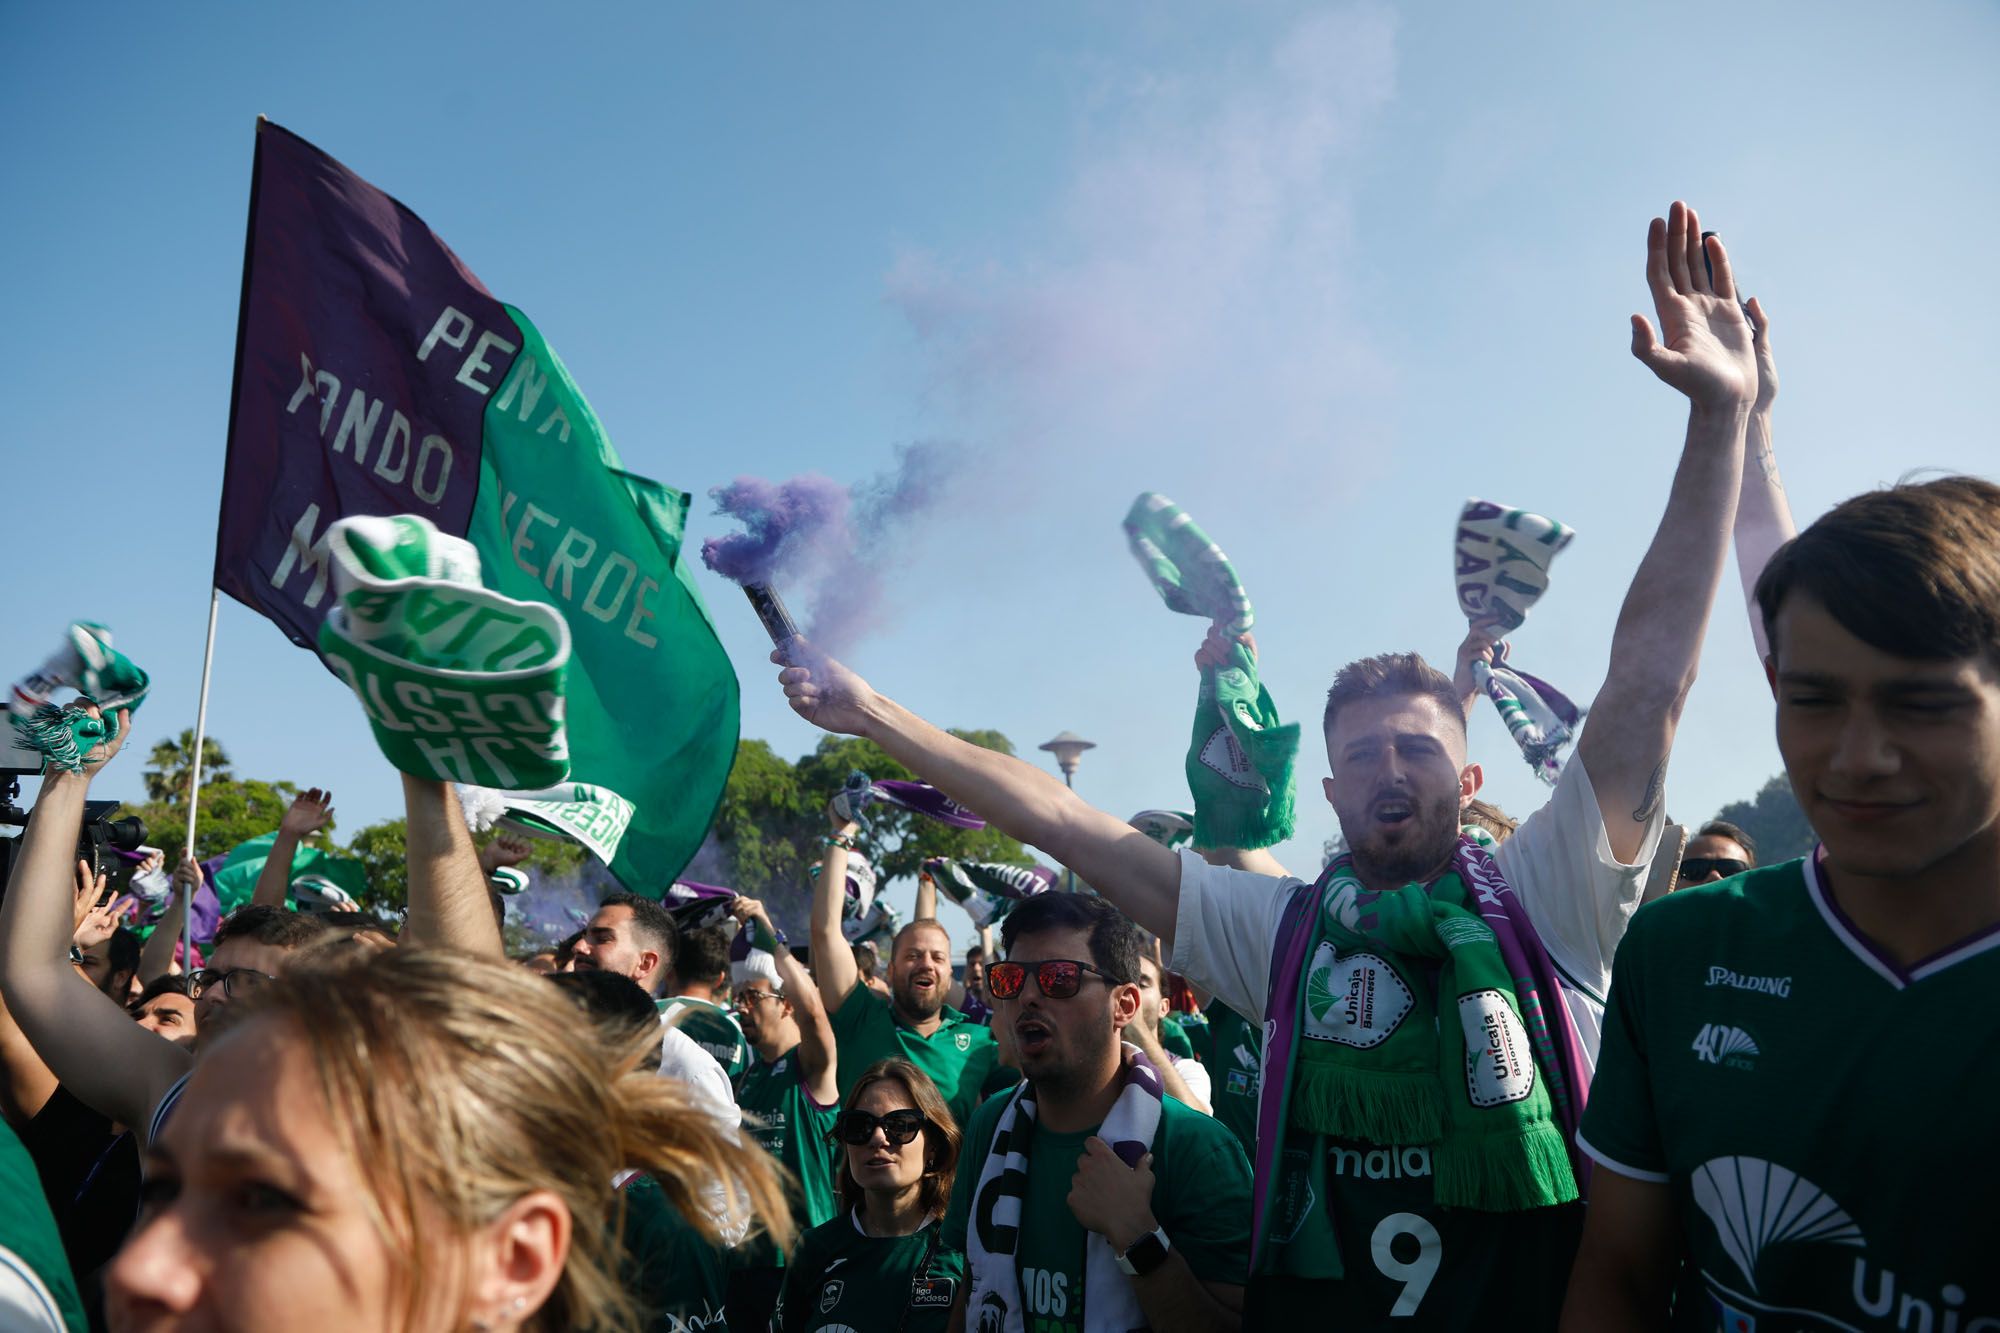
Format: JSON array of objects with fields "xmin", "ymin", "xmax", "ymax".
[{"xmin": 1039, "ymin": 731, "xmax": 1096, "ymax": 891}]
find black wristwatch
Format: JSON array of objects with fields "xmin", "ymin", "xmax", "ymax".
[{"xmin": 1115, "ymin": 1225, "xmax": 1171, "ymax": 1277}]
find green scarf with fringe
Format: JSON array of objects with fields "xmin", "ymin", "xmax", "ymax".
[
  {"xmin": 8, "ymin": 622, "xmax": 150, "ymax": 772},
  {"xmin": 1289, "ymin": 842, "xmax": 1577, "ymax": 1217},
  {"xmin": 1187, "ymin": 639, "xmax": 1298, "ymax": 850}
]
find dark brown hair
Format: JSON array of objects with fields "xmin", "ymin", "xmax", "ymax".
[
  {"xmin": 213, "ymin": 904, "xmax": 331, "ymax": 951},
  {"xmin": 1756, "ymin": 476, "xmax": 2000, "ymax": 666},
  {"xmin": 833, "ymin": 1059, "xmax": 961, "ymax": 1219},
  {"xmin": 1322, "ymin": 652, "xmax": 1466, "ymax": 742},
  {"xmin": 1696, "ymin": 819, "xmax": 1757, "ymax": 868}
]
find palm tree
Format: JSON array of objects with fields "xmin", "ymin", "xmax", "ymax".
[{"xmin": 143, "ymin": 730, "xmax": 232, "ymax": 805}]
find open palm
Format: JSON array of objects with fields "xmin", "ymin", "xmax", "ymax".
[{"xmin": 1631, "ymin": 201, "xmax": 1757, "ymax": 410}]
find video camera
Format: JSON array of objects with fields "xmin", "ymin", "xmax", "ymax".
[{"xmin": 0, "ymin": 772, "xmax": 148, "ymax": 898}]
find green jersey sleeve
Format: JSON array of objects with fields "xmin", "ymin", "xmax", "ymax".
[
  {"xmin": 943, "ymin": 1094, "xmax": 1002, "ymax": 1254},
  {"xmin": 1159, "ymin": 1014, "xmax": 1195, "ymax": 1060},
  {"xmin": 1155, "ymin": 1099, "xmax": 1254, "ymax": 1286},
  {"xmin": 1575, "ymin": 907, "xmax": 1669, "ymax": 1180}
]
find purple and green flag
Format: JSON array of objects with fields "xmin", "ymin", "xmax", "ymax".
[{"xmin": 211, "ymin": 120, "xmax": 738, "ymax": 895}]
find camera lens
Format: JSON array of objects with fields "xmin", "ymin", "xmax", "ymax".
[{"xmin": 106, "ymin": 815, "xmax": 147, "ymax": 851}]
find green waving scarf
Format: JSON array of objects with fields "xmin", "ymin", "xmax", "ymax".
[
  {"xmin": 318, "ymin": 514, "xmax": 572, "ymax": 790},
  {"xmin": 8, "ymin": 622, "xmax": 151, "ymax": 772},
  {"xmin": 1291, "ymin": 833, "xmax": 1577, "ymax": 1213},
  {"xmin": 1122, "ymin": 492, "xmax": 1296, "ymax": 848},
  {"xmin": 1187, "ymin": 640, "xmax": 1298, "ymax": 849}
]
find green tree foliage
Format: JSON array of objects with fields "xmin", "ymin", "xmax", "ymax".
[
  {"xmin": 339, "ymin": 817, "xmax": 587, "ymax": 916},
  {"xmin": 127, "ymin": 733, "xmax": 308, "ymax": 866},
  {"xmin": 712, "ymin": 731, "xmax": 1032, "ymax": 918},
  {"xmin": 343, "ymin": 818, "xmax": 410, "ymax": 913},
  {"xmin": 1712, "ymin": 774, "xmax": 1816, "ymax": 865},
  {"xmin": 141, "ymin": 730, "xmax": 232, "ymax": 804}
]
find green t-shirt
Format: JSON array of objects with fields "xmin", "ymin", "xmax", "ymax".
[
  {"xmin": 1581, "ymin": 858, "xmax": 2000, "ymax": 1329},
  {"xmin": 617, "ymin": 1171, "xmax": 732, "ymax": 1332},
  {"xmin": 776, "ymin": 1213, "xmax": 964, "ymax": 1333},
  {"xmin": 943, "ymin": 1091, "xmax": 1253, "ymax": 1332},
  {"xmin": 1175, "ymin": 1007, "xmax": 1211, "ymax": 1059},
  {"xmin": 1200, "ymin": 999, "xmax": 1262, "ymax": 1159},
  {"xmin": 829, "ymin": 982, "xmax": 999, "ymax": 1132},
  {"xmin": 1158, "ymin": 1014, "xmax": 1195, "ymax": 1061},
  {"xmin": 661, "ymin": 995, "xmax": 751, "ymax": 1082},
  {"xmin": 738, "ymin": 1044, "xmax": 842, "ymax": 1231},
  {"xmin": 0, "ymin": 1118, "xmax": 85, "ymax": 1332}
]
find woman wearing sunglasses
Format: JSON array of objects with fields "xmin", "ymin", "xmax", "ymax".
[{"xmin": 777, "ymin": 1059, "xmax": 964, "ymax": 1333}]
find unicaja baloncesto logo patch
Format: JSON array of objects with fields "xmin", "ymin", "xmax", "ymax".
[{"xmin": 1303, "ymin": 945, "xmax": 1412, "ymax": 1047}]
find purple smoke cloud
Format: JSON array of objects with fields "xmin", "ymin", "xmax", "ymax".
[{"xmin": 699, "ymin": 441, "xmax": 961, "ymax": 655}]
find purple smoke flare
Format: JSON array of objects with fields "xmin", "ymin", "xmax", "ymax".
[{"xmin": 699, "ymin": 442, "xmax": 962, "ymax": 655}]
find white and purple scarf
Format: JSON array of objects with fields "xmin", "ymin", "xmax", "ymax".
[{"xmin": 967, "ymin": 1044, "xmax": 1165, "ymax": 1333}]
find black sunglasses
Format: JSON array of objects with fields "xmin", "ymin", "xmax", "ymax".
[
  {"xmin": 834, "ymin": 1108, "xmax": 928, "ymax": 1147},
  {"xmin": 985, "ymin": 959, "xmax": 1119, "ymax": 1001},
  {"xmin": 186, "ymin": 967, "xmax": 273, "ymax": 1000},
  {"xmin": 1679, "ymin": 857, "xmax": 1749, "ymax": 882}
]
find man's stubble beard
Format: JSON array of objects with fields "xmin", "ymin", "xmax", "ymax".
[{"xmin": 1344, "ymin": 791, "xmax": 1464, "ymax": 888}]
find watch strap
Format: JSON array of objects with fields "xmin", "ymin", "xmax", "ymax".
[{"xmin": 1114, "ymin": 1225, "xmax": 1171, "ymax": 1277}]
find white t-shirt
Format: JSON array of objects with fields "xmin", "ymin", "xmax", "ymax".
[
  {"xmin": 1169, "ymin": 753, "xmax": 1661, "ymax": 1074},
  {"xmin": 656, "ymin": 1020, "xmax": 738, "ymax": 1133},
  {"xmin": 1168, "ymin": 1051, "xmax": 1214, "ymax": 1109}
]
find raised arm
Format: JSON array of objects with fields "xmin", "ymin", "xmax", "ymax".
[
  {"xmin": 735, "ymin": 897, "xmax": 838, "ymax": 1106},
  {"xmin": 399, "ymin": 774, "xmax": 502, "ymax": 956},
  {"xmin": 1733, "ymin": 296, "xmax": 1795, "ymax": 664},
  {"xmin": 1189, "ymin": 627, "xmax": 1292, "ymax": 881},
  {"xmin": 251, "ymin": 787, "xmax": 335, "ymax": 909},
  {"xmin": 137, "ymin": 855, "xmax": 194, "ymax": 984},
  {"xmin": 809, "ymin": 804, "xmax": 861, "ymax": 1015},
  {"xmin": 0, "ymin": 711, "xmax": 191, "ymax": 1141},
  {"xmin": 777, "ymin": 651, "xmax": 1184, "ymax": 947},
  {"xmin": 914, "ymin": 866, "xmax": 938, "ymax": 922},
  {"xmin": 1576, "ymin": 202, "xmax": 1758, "ymax": 862}
]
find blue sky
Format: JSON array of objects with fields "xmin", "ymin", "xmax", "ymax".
[{"xmin": 5, "ymin": 2, "xmax": 1996, "ymax": 944}]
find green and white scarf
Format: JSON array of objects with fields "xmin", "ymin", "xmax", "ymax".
[
  {"xmin": 457, "ymin": 781, "xmax": 637, "ymax": 872},
  {"xmin": 1290, "ymin": 837, "xmax": 1578, "ymax": 1214},
  {"xmin": 8, "ymin": 622, "xmax": 151, "ymax": 772},
  {"xmin": 318, "ymin": 514, "xmax": 571, "ymax": 790},
  {"xmin": 1187, "ymin": 639, "xmax": 1298, "ymax": 850}
]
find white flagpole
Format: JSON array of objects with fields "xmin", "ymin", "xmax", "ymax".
[{"xmin": 181, "ymin": 589, "xmax": 220, "ymax": 965}]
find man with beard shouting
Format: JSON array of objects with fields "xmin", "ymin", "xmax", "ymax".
[
  {"xmin": 812, "ymin": 799, "xmax": 1001, "ymax": 1131},
  {"xmin": 770, "ymin": 201, "xmax": 1757, "ymax": 1327}
]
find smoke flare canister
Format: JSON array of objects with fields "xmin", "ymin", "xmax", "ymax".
[{"xmin": 742, "ymin": 582, "xmax": 801, "ymax": 647}]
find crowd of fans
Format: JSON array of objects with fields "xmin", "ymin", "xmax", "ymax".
[{"xmin": 0, "ymin": 200, "xmax": 1995, "ymax": 1331}]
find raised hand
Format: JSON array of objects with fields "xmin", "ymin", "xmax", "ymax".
[
  {"xmin": 1193, "ymin": 624, "xmax": 1257, "ymax": 672},
  {"xmin": 1631, "ymin": 201, "xmax": 1757, "ymax": 410},
  {"xmin": 171, "ymin": 854, "xmax": 202, "ymax": 898},
  {"xmin": 279, "ymin": 787, "xmax": 336, "ymax": 840},
  {"xmin": 71, "ymin": 858, "xmax": 110, "ymax": 936},
  {"xmin": 1747, "ymin": 295, "xmax": 1778, "ymax": 414},
  {"xmin": 1452, "ymin": 621, "xmax": 1503, "ymax": 709},
  {"xmin": 772, "ymin": 640, "xmax": 878, "ymax": 737},
  {"xmin": 74, "ymin": 882, "xmax": 131, "ymax": 950},
  {"xmin": 134, "ymin": 848, "xmax": 164, "ymax": 881},
  {"xmin": 76, "ymin": 704, "xmax": 129, "ymax": 777},
  {"xmin": 478, "ymin": 835, "xmax": 533, "ymax": 876}
]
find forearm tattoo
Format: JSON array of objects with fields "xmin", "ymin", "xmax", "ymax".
[{"xmin": 1634, "ymin": 758, "xmax": 1668, "ymax": 823}]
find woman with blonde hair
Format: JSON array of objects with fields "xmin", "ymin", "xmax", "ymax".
[
  {"xmin": 777, "ymin": 1058, "xmax": 964, "ymax": 1333},
  {"xmin": 105, "ymin": 946, "xmax": 793, "ymax": 1332}
]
